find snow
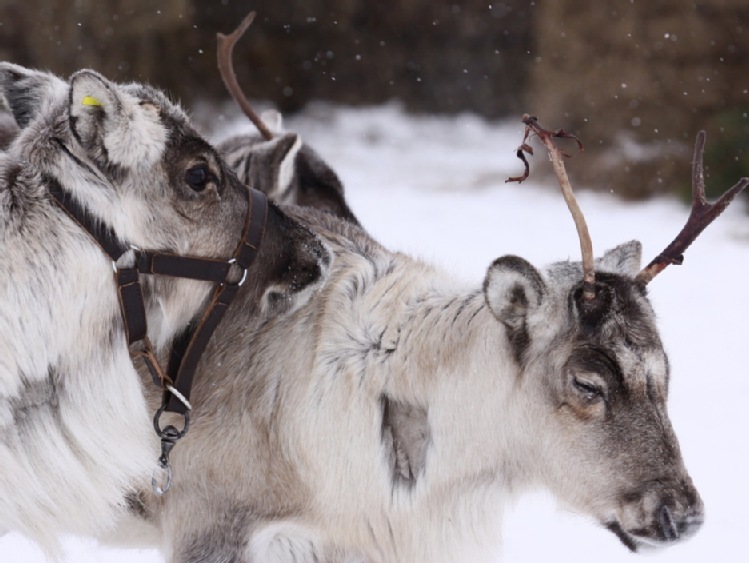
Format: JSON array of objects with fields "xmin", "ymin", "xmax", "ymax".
[{"xmin": 2, "ymin": 103, "xmax": 748, "ymax": 562}]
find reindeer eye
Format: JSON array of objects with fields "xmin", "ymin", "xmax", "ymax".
[
  {"xmin": 185, "ymin": 164, "xmax": 210, "ymax": 192},
  {"xmin": 572, "ymin": 377, "xmax": 604, "ymax": 400}
]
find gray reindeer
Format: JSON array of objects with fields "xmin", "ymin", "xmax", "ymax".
[
  {"xmin": 0, "ymin": 62, "xmax": 331, "ymax": 554},
  {"xmin": 214, "ymin": 13, "xmax": 360, "ymax": 226},
  {"xmin": 118, "ymin": 121, "xmax": 744, "ymax": 560}
]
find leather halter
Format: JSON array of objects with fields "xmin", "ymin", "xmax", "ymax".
[{"xmin": 43, "ymin": 172, "xmax": 268, "ymax": 415}]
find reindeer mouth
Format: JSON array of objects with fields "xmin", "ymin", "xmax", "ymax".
[{"xmin": 606, "ymin": 521, "xmax": 645, "ymax": 552}]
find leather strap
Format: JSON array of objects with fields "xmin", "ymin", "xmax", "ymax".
[
  {"xmin": 44, "ymin": 172, "xmax": 268, "ymax": 414},
  {"xmin": 135, "ymin": 251, "xmax": 232, "ymax": 282},
  {"xmin": 116, "ymin": 266, "xmax": 148, "ymax": 344},
  {"xmin": 46, "ymin": 174, "xmax": 148, "ymax": 345},
  {"xmin": 164, "ymin": 188, "xmax": 268, "ymax": 413},
  {"xmin": 45, "ymin": 174, "xmax": 129, "ymax": 261}
]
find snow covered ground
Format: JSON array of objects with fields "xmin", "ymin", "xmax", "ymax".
[{"xmin": 2, "ymin": 104, "xmax": 747, "ymax": 562}]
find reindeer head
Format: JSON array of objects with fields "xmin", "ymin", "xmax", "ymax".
[
  {"xmin": 218, "ymin": 119, "xmax": 359, "ymax": 225},
  {"xmin": 485, "ymin": 122, "xmax": 747, "ymax": 552},
  {"xmin": 485, "ymin": 241, "xmax": 701, "ymax": 551},
  {"xmin": 0, "ymin": 63, "xmax": 331, "ymax": 345},
  {"xmin": 215, "ymin": 11, "xmax": 359, "ymax": 225}
]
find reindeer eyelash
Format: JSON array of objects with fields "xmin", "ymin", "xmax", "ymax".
[{"xmin": 572, "ymin": 376, "xmax": 605, "ymax": 400}]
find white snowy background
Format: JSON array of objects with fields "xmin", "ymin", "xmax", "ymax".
[{"xmin": 1, "ymin": 104, "xmax": 747, "ymax": 562}]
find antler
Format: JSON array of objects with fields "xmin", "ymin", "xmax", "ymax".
[
  {"xmin": 507, "ymin": 114, "xmax": 595, "ymax": 301},
  {"xmin": 217, "ymin": 11, "xmax": 274, "ymax": 141},
  {"xmin": 635, "ymin": 131, "xmax": 749, "ymax": 284}
]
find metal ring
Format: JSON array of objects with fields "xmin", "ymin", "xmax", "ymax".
[
  {"xmin": 113, "ymin": 246, "xmax": 140, "ymax": 272},
  {"xmin": 226, "ymin": 258, "xmax": 248, "ymax": 287},
  {"xmin": 236, "ymin": 267, "xmax": 248, "ymax": 286},
  {"xmin": 153, "ymin": 403, "xmax": 190, "ymax": 439}
]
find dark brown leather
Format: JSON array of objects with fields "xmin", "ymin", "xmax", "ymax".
[
  {"xmin": 116, "ymin": 267, "xmax": 148, "ymax": 344},
  {"xmin": 45, "ymin": 173, "xmax": 268, "ymax": 415},
  {"xmin": 136, "ymin": 252, "xmax": 232, "ymax": 282},
  {"xmin": 165, "ymin": 188, "xmax": 268, "ymax": 413}
]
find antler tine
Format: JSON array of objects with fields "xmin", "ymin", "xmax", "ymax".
[
  {"xmin": 635, "ymin": 131, "xmax": 749, "ymax": 284},
  {"xmin": 508, "ymin": 114, "xmax": 596, "ymax": 301},
  {"xmin": 217, "ymin": 11, "xmax": 274, "ymax": 141}
]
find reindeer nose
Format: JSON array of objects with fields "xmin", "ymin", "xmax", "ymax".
[
  {"xmin": 615, "ymin": 480, "xmax": 704, "ymax": 550},
  {"xmin": 658, "ymin": 503, "xmax": 679, "ymax": 541},
  {"xmin": 656, "ymin": 494, "xmax": 704, "ymax": 543}
]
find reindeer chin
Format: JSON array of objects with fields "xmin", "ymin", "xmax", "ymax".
[
  {"xmin": 606, "ymin": 521, "xmax": 639, "ymax": 552},
  {"xmin": 604, "ymin": 521, "xmax": 671, "ymax": 553}
]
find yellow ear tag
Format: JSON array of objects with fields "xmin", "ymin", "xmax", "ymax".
[{"xmin": 81, "ymin": 95, "xmax": 102, "ymax": 107}]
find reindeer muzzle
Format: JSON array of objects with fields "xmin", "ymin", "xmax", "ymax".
[{"xmin": 607, "ymin": 479, "xmax": 703, "ymax": 552}]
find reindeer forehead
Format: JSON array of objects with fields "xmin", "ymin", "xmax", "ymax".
[
  {"xmin": 572, "ymin": 276, "xmax": 669, "ymax": 390},
  {"xmin": 121, "ymin": 83, "xmax": 185, "ymax": 115},
  {"xmin": 594, "ymin": 276, "xmax": 656, "ymax": 343},
  {"xmin": 119, "ymin": 83, "xmax": 196, "ymax": 138}
]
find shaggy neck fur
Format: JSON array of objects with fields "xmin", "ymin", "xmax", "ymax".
[
  {"xmin": 0, "ymin": 163, "xmax": 157, "ymax": 553},
  {"xmin": 245, "ymin": 237, "xmax": 542, "ymax": 562}
]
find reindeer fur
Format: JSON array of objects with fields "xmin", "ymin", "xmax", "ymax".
[
  {"xmin": 131, "ymin": 207, "xmax": 702, "ymax": 562},
  {"xmin": 0, "ymin": 64, "xmax": 330, "ymax": 555},
  {"xmin": 0, "ymin": 63, "xmax": 702, "ymax": 563}
]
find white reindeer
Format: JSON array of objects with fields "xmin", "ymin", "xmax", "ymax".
[{"xmin": 0, "ymin": 62, "xmax": 330, "ymax": 555}]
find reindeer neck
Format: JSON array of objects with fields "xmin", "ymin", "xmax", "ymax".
[{"xmin": 338, "ymin": 257, "xmax": 542, "ymax": 491}]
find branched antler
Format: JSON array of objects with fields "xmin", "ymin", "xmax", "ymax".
[
  {"xmin": 507, "ymin": 114, "xmax": 595, "ymax": 301},
  {"xmin": 217, "ymin": 11, "xmax": 274, "ymax": 141},
  {"xmin": 635, "ymin": 131, "xmax": 749, "ymax": 284}
]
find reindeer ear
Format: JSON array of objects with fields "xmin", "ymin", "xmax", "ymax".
[
  {"xmin": 484, "ymin": 256, "xmax": 547, "ymax": 331},
  {"xmin": 251, "ymin": 132, "xmax": 302, "ymax": 198},
  {"xmin": 0, "ymin": 63, "xmax": 66, "ymax": 128},
  {"xmin": 596, "ymin": 240, "xmax": 642, "ymax": 276},
  {"xmin": 260, "ymin": 109, "xmax": 284, "ymax": 132},
  {"xmin": 68, "ymin": 70, "xmax": 165, "ymax": 167}
]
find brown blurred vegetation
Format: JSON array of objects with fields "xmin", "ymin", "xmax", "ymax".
[
  {"xmin": 0, "ymin": 0, "xmax": 535, "ymax": 115},
  {"xmin": 531, "ymin": 0, "xmax": 749, "ymax": 200},
  {"xmin": 0, "ymin": 0, "xmax": 747, "ymax": 200}
]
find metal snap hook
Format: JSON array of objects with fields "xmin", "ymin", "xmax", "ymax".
[
  {"xmin": 151, "ymin": 460, "xmax": 173, "ymax": 497},
  {"xmin": 151, "ymin": 405, "xmax": 190, "ymax": 496}
]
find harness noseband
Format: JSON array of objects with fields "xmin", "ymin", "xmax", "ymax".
[{"xmin": 44, "ymin": 172, "xmax": 268, "ymax": 493}]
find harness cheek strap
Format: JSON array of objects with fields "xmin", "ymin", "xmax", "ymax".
[
  {"xmin": 44, "ymin": 153, "xmax": 269, "ymax": 497},
  {"xmin": 164, "ymin": 283, "xmax": 239, "ymax": 413},
  {"xmin": 163, "ymin": 188, "xmax": 268, "ymax": 414}
]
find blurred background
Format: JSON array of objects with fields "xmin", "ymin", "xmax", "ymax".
[{"xmin": 0, "ymin": 0, "xmax": 747, "ymax": 200}]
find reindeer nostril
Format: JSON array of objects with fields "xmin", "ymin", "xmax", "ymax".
[{"xmin": 658, "ymin": 504, "xmax": 680, "ymax": 541}]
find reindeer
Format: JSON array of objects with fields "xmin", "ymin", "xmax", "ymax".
[
  {"xmin": 0, "ymin": 29, "xmax": 742, "ymax": 563},
  {"xmin": 0, "ymin": 62, "xmax": 331, "ymax": 555},
  {"xmin": 117, "ymin": 112, "xmax": 745, "ymax": 560},
  {"xmin": 214, "ymin": 13, "xmax": 360, "ymax": 225}
]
